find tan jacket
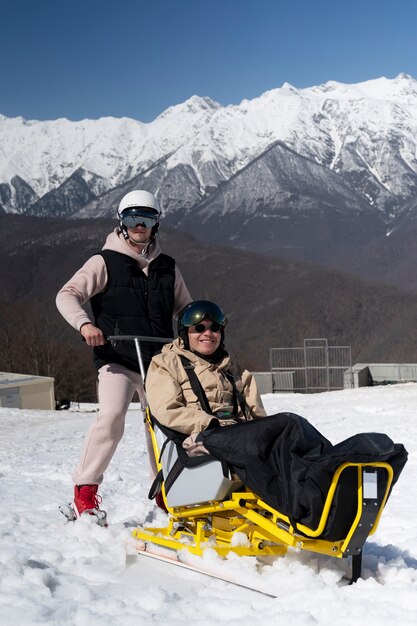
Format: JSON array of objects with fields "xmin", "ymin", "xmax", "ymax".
[{"xmin": 146, "ymin": 338, "xmax": 266, "ymax": 435}]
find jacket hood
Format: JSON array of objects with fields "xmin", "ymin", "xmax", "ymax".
[
  {"xmin": 102, "ymin": 228, "xmax": 161, "ymax": 268},
  {"xmin": 164, "ymin": 337, "xmax": 232, "ymax": 371}
]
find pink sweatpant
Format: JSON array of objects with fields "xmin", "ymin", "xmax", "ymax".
[{"xmin": 73, "ymin": 363, "xmax": 151, "ymax": 486}]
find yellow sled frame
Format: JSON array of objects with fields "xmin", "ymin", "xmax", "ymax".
[
  {"xmin": 133, "ymin": 406, "xmax": 394, "ymax": 579},
  {"xmin": 108, "ymin": 335, "xmax": 394, "ymax": 582}
]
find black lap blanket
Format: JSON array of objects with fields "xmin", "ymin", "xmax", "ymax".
[{"xmin": 198, "ymin": 412, "xmax": 408, "ymax": 531}]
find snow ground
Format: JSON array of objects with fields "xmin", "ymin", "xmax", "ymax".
[{"xmin": 0, "ymin": 384, "xmax": 416, "ymax": 625}]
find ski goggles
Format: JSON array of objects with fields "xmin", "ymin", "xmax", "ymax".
[
  {"xmin": 180, "ymin": 301, "xmax": 227, "ymax": 329},
  {"xmin": 121, "ymin": 208, "xmax": 159, "ymax": 229},
  {"xmin": 189, "ymin": 321, "xmax": 222, "ymax": 334}
]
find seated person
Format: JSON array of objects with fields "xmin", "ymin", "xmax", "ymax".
[
  {"xmin": 146, "ymin": 300, "xmax": 266, "ymax": 455},
  {"xmin": 146, "ymin": 300, "xmax": 407, "ymax": 528}
]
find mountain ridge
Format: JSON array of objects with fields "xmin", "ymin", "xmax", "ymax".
[{"xmin": 2, "ymin": 74, "xmax": 417, "ymax": 267}]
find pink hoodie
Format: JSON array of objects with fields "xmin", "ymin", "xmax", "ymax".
[{"xmin": 56, "ymin": 228, "xmax": 192, "ymax": 331}]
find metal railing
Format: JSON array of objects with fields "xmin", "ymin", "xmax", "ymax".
[{"xmin": 270, "ymin": 338, "xmax": 352, "ymax": 393}]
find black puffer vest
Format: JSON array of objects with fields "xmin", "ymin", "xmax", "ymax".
[{"xmin": 90, "ymin": 250, "xmax": 175, "ymax": 372}]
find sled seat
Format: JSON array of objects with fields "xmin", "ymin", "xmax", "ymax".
[
  {"xmin": 151, "ymin": 419, "xmax": 241, "ymax": 508},
  {"xmin": 106, "ymin": 334, "xmax": 242, "ymax": 509}
]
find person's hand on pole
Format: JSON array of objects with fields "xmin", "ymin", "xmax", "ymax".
[{"xmin": 80, "ymin": 323, "xmax": 106, "ymax": 347}]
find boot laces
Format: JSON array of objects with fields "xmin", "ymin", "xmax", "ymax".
[
  {"xmin": 77, "ymin": 486, "xmax": 102, "ymax": 511},
  {"xmin": 94, "ymin": 494, "xmax": 103, "ymax": 510}
]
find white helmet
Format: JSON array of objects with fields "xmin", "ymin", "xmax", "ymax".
[
  {"xmin": 117, "ymin": 190, "xmax": 160, "ymax": 220},
  {"xmin": 117, "ymin": 189, "xmax": 161, "ymax": 242}
]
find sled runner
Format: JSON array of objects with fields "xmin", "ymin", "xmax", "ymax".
[{"xmin": 110, "ymin": 336, "xmax": 407, "ymax": 584}]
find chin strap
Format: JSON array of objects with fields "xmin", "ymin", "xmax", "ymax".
[
  {"xmin": 140, "ymin": 242, "xmax": 151, "ymax": 255},
  {"xmin": 121, "ymin": 228, "xmax": 155, "ymax": 255}
]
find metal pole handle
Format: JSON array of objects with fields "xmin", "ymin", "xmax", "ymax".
[{"xmin": 107, "ymin": 335, "xmax": 173, "ymax": 384}]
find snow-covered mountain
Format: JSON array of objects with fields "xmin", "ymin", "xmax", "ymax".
[
  {"xmin": 2, "ymin": 73, "xmax": 417, "ymax": 262},
  {"xmin": 0, "ymin": 96, "xmax": 220, "ymax": 211}
]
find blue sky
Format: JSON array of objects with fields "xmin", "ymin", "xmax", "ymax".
[{"xmin": 1, "ymin": 0, "xmax": 416, "ymax": 122}]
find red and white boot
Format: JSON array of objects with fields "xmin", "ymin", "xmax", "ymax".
[{"xmin": 60, "ymin": 484, "xmax": 107, "ymax": 526}]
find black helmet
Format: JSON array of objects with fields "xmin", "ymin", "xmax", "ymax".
[{"xmin": 177, "ymin": 300, "xmax": 227, "ymax": 350}]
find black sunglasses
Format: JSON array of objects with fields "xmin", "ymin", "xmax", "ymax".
[{"xmin": 189, "ymin": 322, "xmax": 222, "ymax": 333}]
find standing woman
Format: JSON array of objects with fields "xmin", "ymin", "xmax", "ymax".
[{"xmin": 56, "ymin": 190, "xmax": 192, "ymax": 522}]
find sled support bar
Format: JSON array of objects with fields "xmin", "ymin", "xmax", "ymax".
[
  {"xmin": 108, "ymin": 335, "xmax": 173, "ymax": 383},
  {"xmin": 350, "ymin": 553, "xmax": 362, "ymax": 584}
]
